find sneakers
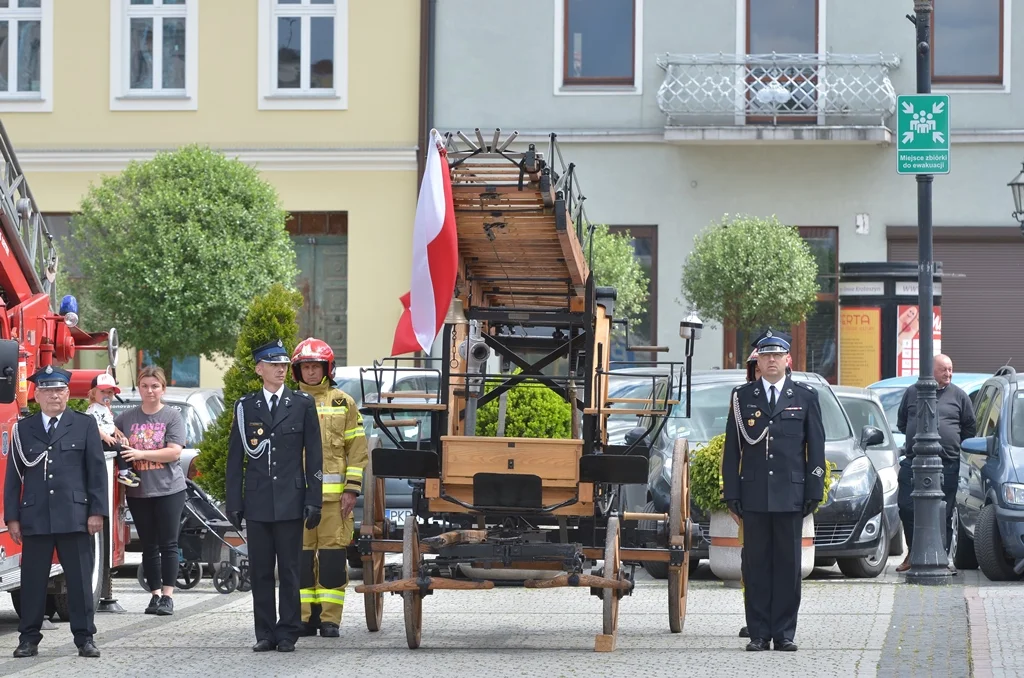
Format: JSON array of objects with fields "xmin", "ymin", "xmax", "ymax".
[
  {"xmin": 144, "ymin": 594, "xmax": 160, "ymax": 614},
  {"xmin": 117, "ymin": 470, "xmax": 141, "ymax": 488},
  {"xmin": 155, "ymin": 595, "xmax": 174, "ymax": 616}
]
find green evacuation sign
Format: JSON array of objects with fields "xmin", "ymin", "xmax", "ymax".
[{"xmin": 897, "ymin": 94, "xmax": 950, "ymax": 175}]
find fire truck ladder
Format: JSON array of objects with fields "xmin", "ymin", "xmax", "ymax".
[{"xmin": 0, "ymin": 119, "xmax": 59, "ymax": 308}]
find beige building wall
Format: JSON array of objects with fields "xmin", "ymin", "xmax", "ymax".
[{"xmin": 4, "ymin": 0, "xmax": 422, "ymax": 388}]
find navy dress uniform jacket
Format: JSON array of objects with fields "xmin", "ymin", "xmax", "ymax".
[
  {"xmin": 3, "ymin": 411, "xmax": 109, "ymax": 536},
  {"xmin": 722, "ymin": 377, "xmax": 827, "ymax": 513},
  {"xmin": 226, "ymin": 387, "xmax": 323, "ymax": 522}
]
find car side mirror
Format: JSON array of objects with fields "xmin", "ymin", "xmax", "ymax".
[
  {"xmin": 860, "ymin": 425, "xmax": 885, "ymax": 448},
  {"xmin": 624, "ymin": 426, "xmax": 647, "ymax": 446},
  {"xmin": 961, "ymin": 436, "xmax": 989, "ymax": 456},
  {"xmin": 0, "ymin": 339, "xmax": 18, "ymax": 405}
]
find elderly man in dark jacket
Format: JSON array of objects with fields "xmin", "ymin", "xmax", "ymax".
[
  {"xmin": 3, "ymin": 366, "xmax": 108, "ymax": 659},
  {"xmin": 895, "ymin": 354, "xmax": 977, "ymax": 572}
]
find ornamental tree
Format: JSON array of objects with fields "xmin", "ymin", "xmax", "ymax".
[
  {"xmin": 66, "ymin": 145, "xmax": 297, "ymax": 371},
  {"xmin": 586, "ymin": 224, "xmax": 649, "ymax": 320},
  {"xmin": 194, "ymin": 283, "xmax": 303, "ymax": 501},
  {"xmin": 680, "ymin": 214, "xmax": 818, "ymax": 330}
]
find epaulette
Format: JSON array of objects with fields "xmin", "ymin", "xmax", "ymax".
[
  {"xmin": 799, "ymin": 382, "xmax": 815, "ymax": 391},
  {"xmin": 297, "ymin": 391, "xmax": 311, "ymax": 398},
  {"xmin": 735, "ymin": 381, "xmax": 756, "ymax": 392},
  {"xmin": 239, "ymin": 393, "xmax": 251, "ymax": 402}
]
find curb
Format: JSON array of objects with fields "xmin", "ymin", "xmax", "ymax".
[{"xmin": 965, "ymin": 586, "xmax": 992, "ymax": 678}]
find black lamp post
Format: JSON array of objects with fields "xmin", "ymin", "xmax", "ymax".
[
  {"xmin": 906, "ymin": 0, "xmax": 952, "ymax": 585},
  {"xmin": 1008, "ymin": 163, "xmax": 1024, "ymax": 234},
  {"xmin": 679, "ymin": 311, "xmax": 703, "ymax": 419}
]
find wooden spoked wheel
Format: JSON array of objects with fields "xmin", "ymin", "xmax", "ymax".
[
  {"xmin": 402, "ymin": 514, "xmax": 423, "ymax": 649},
  {"xmin": 602, "ymin": 516, "xmax": 621, "ymax": 636},
  {"xmin": 668, "ymin": 438, "xmax": 690, "ymax": 634},
  {"xmin": 360, "ymin": 441, "xmax": 386, "ymax": 632}
]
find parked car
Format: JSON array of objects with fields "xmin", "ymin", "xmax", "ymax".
[
  {"xmin": 868, "ymin": 373, "xmax": 990, "ymax": 450},
  {"xmin": 618, "ymin": 369, "xmax": 889, "ymax": 579},
  {"xmin": 951, "ymin": 366, "xmax": 1024, "ymax": 581},
  {"xmin": 832, "ymin": 386, "xmax": 903, "ymax": 557},
  {"xmin": 110, "ymin": 387, "xmax": 226, "ymax": 544},
  {"xmin": 334, "ymin": 365, "xmax": 439, "ymax": 408}
]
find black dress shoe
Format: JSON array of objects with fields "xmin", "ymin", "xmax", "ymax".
[
  {"xmin": 78, "ymin": 641, "xmax": 101, "ymax": 658},
  {"xmin": 252, "ymin": 639, "xmax": 277, "ymax": 652},
  {"xmin": 277, "ymin": 639, "xmax": 295, "ymax": 652},
  {"xmin": 738, "ymin": 626, "xmax": 749, "ymax": 638},
  {"xmin": 774, "ymin": 639, "xmax": 798, "ymax": 652},
  {"xmin": 745, "ymin": 638, "xmax": 771, "ymax": 651},
  {"xmin": 299, "ymin": 623, "xmax": 319, "ymax": 637},
  {"xmin": 12, "ymin": 641, "xmax": 38, "ymax": 658}
]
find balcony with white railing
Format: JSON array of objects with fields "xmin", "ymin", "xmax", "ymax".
[{"xmin": 655, "ymin": 53, "xmax": 902, "ymax": 144}]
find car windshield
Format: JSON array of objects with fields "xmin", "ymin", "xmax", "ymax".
[
  {"xmin": 109, "ymin": 400, "xmax": 205, "ymax": 448},
  {"xmin": 335, "ymin": 377, "xmax": 376, "ymax": 405},
  {"xmin": 664, "ymin": 378, "xmax": 852, "ymax": 443},
  {"xmin": 1011, "ymin": 392, "xmax": 1024, "ymax": 447},
  {"xmin": 871, "ymin": 387, "xmax": 907, "ymax": 432}
]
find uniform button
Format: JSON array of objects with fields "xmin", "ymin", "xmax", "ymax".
[
  {"xmin": 273, "ymin": 476, "xmax": 278, "ymax": 480},
  {"xmin": 271, "ymin": 433, "xmax": 275, "ymax": 438},
  {"xmin": 272, "ymin": 461, "xmax": 277, "ymax": 466},
  {"xmin": 272, "ymin": 448, "xmax": 277, "ymax": 452},
  {"xmin": 769, "ymin": 454, "xmax": 774, "ymax": 459},
  {"xmin": 47, "ymin": 446, "xmax": 52, "ymax": 451},
  {"xmin": 769, "ymin": 436, "xmax": 774, "ymax": 441},
  {"xmin": 769, "ymin": 471, "xmax": 774, "ymax": 476},
  {"xmin": 50, "ymin": 489, "xmax": 54, "ymax": 494},
  {"xmin": 49, "ymin": 474, "xmax": 54, "ymax": 479}
]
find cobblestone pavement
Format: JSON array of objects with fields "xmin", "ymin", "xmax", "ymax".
[{"xmin": 0, "ymin": 552, "xmax": 1016, "ymax": 677}]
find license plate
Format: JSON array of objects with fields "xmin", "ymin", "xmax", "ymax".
[{"xmin": 386, "ymin": 509, "xmax": 412, "ymax": 525}]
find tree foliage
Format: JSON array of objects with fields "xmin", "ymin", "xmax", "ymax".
[
  {"xmin": 474, "ymin": 369, "xmax": 572, "ymax": 439},
  {"xmin": 680, "ymin": 215, "xmax": 818, "ymax": 330},
  {"xmin": 587, "ymin": 224, "xmax": 649, "ymax": 320},
  {"xmin": 194, "ymin": 284, "xmax": 303, "ymax": 501},
  {"xmin": 66, "ymin": 145, "xmax": 297, "ymax": 368}
]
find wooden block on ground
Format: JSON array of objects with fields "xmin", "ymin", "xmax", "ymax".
[{"xmin": 594, "ymin": 633, "xmax": 617, "ymax": 652}]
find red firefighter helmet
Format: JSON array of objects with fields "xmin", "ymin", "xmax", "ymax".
[{"xmin": 291, "ymin": 337, "xmax": 335, "ymax": 383}]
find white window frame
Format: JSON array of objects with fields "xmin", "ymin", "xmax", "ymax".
[
  {"xmin": 109, "ymin": 0, "xmax": 199, "ymax": 111},
  {"xmin": 0, "ymin": 0, "xmax": 53, "ymax": 113},
  {"xmin": 258, "ymin": 0, "xmax": 348, "ymax": 111},
  {"xmin": 552, "ymin": 0, "xmax": 643, "ymax": 96}
]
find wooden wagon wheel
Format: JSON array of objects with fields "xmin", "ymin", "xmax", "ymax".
[
  {"xmin": 360, "ymin": 441, "xmax": 386, "ymax": 632},
  {"xmin": 402, "ymin": 513, "xmax": 423, "ymax": 649},
  {"xmin": 602, "ymin": 516, "xmax": 621, "ymax": 636},
  {"xmin": 668, "ymin": 438, "xmax": 690, "ymax": 634}
]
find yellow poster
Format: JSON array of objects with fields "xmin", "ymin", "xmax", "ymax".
[{"xmin": 840, "ymin": 307, "xmax": 881, "ymax": 387}]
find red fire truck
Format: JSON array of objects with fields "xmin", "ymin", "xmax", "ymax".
[{"xmin": 0, "ymin": 122, "xmax": 128, "ymax": 619}]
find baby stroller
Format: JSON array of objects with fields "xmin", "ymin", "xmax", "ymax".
[{"xmin": 135, "ymin": 479, "xmax": 250, "ymax": 593}]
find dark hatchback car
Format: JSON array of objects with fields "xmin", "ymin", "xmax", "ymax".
[
  {"xmin": 951, "ymin": 366, "xmax": 1024, "ymax": 581},
  {"xmin": 619, "ymin": 369, "xmax": 889, "ymax": 578}
]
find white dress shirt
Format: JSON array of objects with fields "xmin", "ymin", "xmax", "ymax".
[
  {"xmin": 761, "ymin": 377, "xmax": 785, "ymax": 406},
  {"xmin": 263, "ymin": 385, "xmax": 285, "ymax": 410},
  {"xmin": 43, "ymin": 412, "xmax": 63, "ymax": 432}
]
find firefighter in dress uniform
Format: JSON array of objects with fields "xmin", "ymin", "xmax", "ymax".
[
  {"xmin": 722, "ymin": 330, "xmax": 826, "ymax": 652},
  {"xmin": 4, "ymin": 366, "xmax": 106, "ymax": 659},
  {"xmin": 291, "ymin": 337, "xmax": 368, "ymax": 638},
  {"xmin": 226, "ymin": 339, "xmax": 324, "ymax": 653}
]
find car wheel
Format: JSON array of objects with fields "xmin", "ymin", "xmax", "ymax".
[
  {"xmin": 888, "ymin": 523, "xmax": 904, "ymax": 557},
  {"xmin": 837, "ymin": 525, "xmax": 888, "ymax": 579},
  {"xmin": 974, "ymin": 503, "xmax": 1019, "ymax": 581},
  {"xmin": 950, "ymin": 506, "xmax": 978, "ymax": 570}
]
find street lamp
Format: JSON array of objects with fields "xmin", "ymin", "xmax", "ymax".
[
  {"xmin": 1008, "ymin": 162, "xmax": 1024, "ymax": 233},
  {"xmin": 679, "ymin": 311, "xmax": 703, "ymax": 418}
]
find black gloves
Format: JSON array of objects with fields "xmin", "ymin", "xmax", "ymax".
[
  {"xmin": 228, "ymin": 511, "xmax": 244, "ymax": 532},
  {"xmin": 303, "ymin": 505, "xmax": 322, "ymax": 530},
  {"xmin": 802, "ymin": 500, "xmax": 818, "ymax": 517},
  {"xmin": 727, "ymin": 500, "xmax": 743, "ymax": 518}
]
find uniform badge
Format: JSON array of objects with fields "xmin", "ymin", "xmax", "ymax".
[
  {"xmin": 44, "ymin": 365, "xmax": 53, "ymax": 374},
  {"xmin": 747, "ymin": 419, "xmax": 755, "ymax": 427},
  {"xmin": 257, "ymin": 428, "xmax": 264, "ymax": 435},
  {"xmin": 332, "ymin": 398, "xmax": 344, "ymax": 407},
  {"xmin": 753, "ymin": 388, "xmax": 760, "ymax": 396},
  {"xmin": 314, "ymin": 470, "xmax": 323, "ymax": 481},
  {"xmin": 250, "ymin": 438, "xmax": 258, "ymax": 446},
  {"xmin": 786, "ymin": 388, "xmax": 793, "ymax": 397},
  {"xmin": 284, "ymin": 397, "xmax": 291, "ymax": 406},
  {"xmin": 754, "ymin": 411, "xmax": 761, "ymax": 418},
  {"xmin": 812, "ymin": 466, "xmax": 824, "ymax": 478},
  {"xmin": 766, "ymin": 330, "xmax": 773, "ymax": 338}
]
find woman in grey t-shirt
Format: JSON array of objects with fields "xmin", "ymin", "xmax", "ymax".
[{"xmin": 115, "ymin": 366, "xmax": 186, "ymax": 617}]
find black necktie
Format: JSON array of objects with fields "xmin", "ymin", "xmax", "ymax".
[
  {"xmin": 270, "ymin": 394, "xmax": 279, "ymax": 416},
  {"xmin": 47, "ymin": 417, "xmax": 58, "ymax": 438},
  {"xmin": 769, "ymin": 386, "xmax": 777, "ymax": 411}
]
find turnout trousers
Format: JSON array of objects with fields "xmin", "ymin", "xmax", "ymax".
[{"xmin": 300, "ymin": 503, "xmax": 354, "ymax": 626}]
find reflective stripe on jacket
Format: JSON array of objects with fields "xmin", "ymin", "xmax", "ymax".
[{"xmin": 298, "ymin": 379, "xmax": 368, "ymax": 501}]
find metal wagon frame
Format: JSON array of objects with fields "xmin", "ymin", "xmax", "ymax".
[{"xmin": 354, "ymin": 129, "xmax": 699, "ymax": 652}]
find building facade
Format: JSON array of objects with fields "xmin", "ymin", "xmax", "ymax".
[
  {"xmin": 432, "ymin": 0, "xmax": 1022, "ymax": 379},
  {"xmin": 1, "ymin": 0, "xmax": 422, "ymax": 386}
]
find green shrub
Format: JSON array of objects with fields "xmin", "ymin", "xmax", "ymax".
[
  {"xmin": 26, "ymin": 399, "xmax": 89, "ymax": 416},
  {"xmin": 474, "ymin": 369, "xmax": 571, "ymax": 438},
  {"xmin": 194, "ymin": 283, "xmax": 302, "ymax": 501}
]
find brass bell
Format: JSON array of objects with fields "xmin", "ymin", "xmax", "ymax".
[{"xmin": 443, "ymin": 297, "xmax": 468, "ymax": 325}]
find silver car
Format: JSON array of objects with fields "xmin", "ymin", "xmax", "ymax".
[
  {"xmin": 110, "ymin": 387, "xmax": 226, "ymax": 543},
  {"xmin": 832, "ymin": 386, "xmax": 904, "ymax": 557}
]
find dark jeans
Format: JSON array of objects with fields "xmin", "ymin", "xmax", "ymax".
[
  {"xmin": 101, "ymin": 440, "xmax": 130, "ymax": 472},
  {"xmin": 127, "ymin": 490, "xmax": 186, "ymax": 592},
  {"xmin": 897, "ymin": 456, "xmax": 959, "ymax": 552}
]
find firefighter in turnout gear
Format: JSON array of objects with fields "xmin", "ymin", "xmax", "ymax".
[{"xmin": 292, "ymin": 338, "xmax": 367, "ymax": 637}]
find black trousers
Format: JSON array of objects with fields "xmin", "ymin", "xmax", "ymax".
[
  {"xmin": 20, "ymin": 532, "xmax": 96, "ymax": 647},
  {"xmin": 741, "ymin": 511, "xmax": 803, "ymax": 643},
  {"xmin": 247, "ymin": 519, "xmax": 303, "ymax": 644},
  {"xmin": 897, "ymin": 456, "xmax": 958, "ymax": 551},
  {"xmin": 127, "ymin": 490, "xmax": 186, "ymax": 592},
  {"xmin": 102, "ymin": 440, "xmax": 129, "ymax": 472}
]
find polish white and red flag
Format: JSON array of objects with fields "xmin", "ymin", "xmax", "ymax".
[{"xmin": 391, "ymin": 129, "xmax": 459, "ymax": 355}]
